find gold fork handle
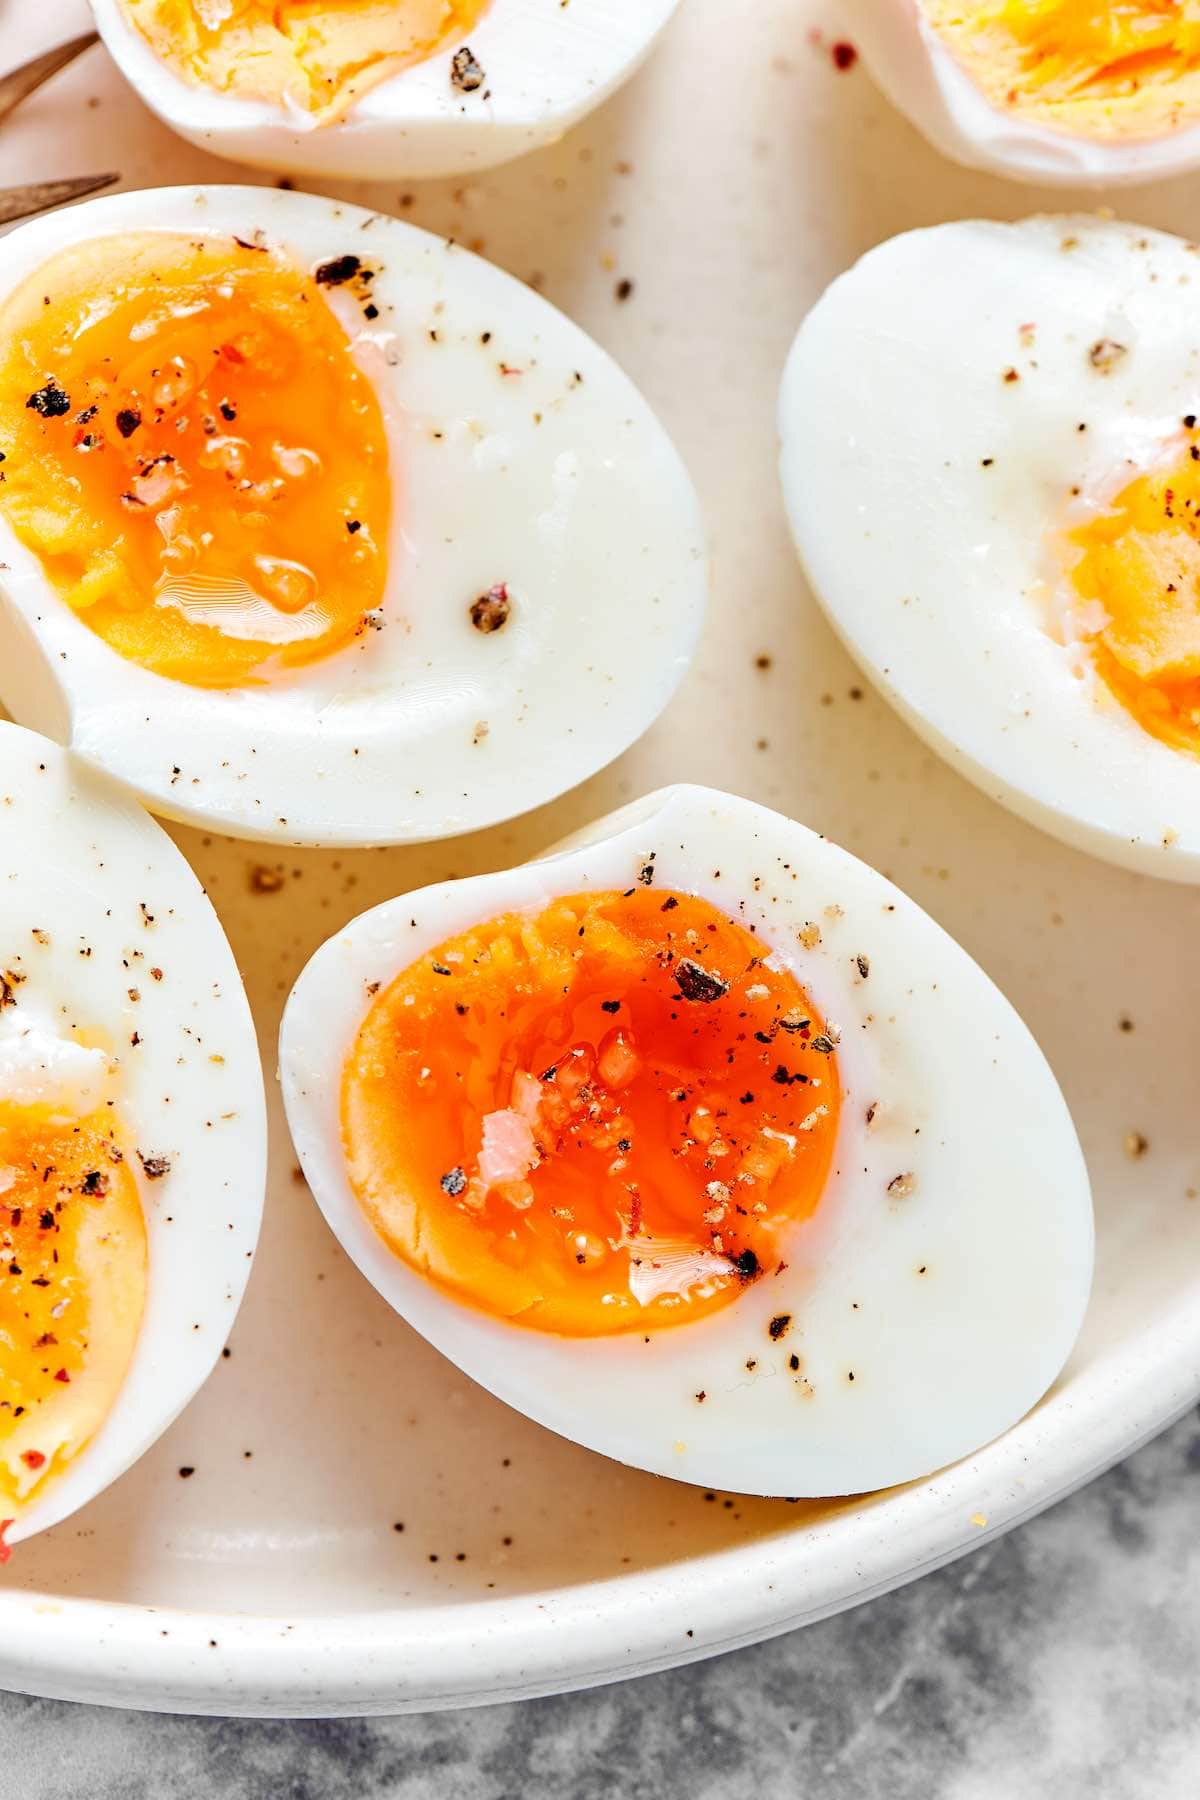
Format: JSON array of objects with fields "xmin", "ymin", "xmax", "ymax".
[
  {"xmin": 0, "ymin": 30, "xmax": 99, "ymax": 125},
  {"xmin": 0, "ymin": 173, "xmax": 119, "ymax": 227}
]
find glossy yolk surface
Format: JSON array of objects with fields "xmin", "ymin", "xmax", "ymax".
[
  {"xmin": 1066, "ymin": 440, "xmax": 1200, "ymax": 753},
  {"xmin": 928, "ymin": 1, "xmax": 1200, "ymax": 136},
  {"xmin": 0, "ymin": 1103, "xmax": 146, "ymax": 1515},
  {"xmin": 121, "ymin": 0, "xmax": 493, "ymax": 122},
  {"xmin": 342, "ymin": 889, "xmax": 841, "ymax": 1336},
  {"xmin": 0, "ymin": 232, "xmax": 390, "ymax": 688}
]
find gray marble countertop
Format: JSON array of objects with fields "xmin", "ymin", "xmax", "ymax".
[{"xmin": 5, "ymin": 1410, "xmax": 1198, "ymax": 1800}]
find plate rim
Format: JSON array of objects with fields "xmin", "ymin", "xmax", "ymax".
[{"xmin": 3, "ymin": 1301, "xmax": 1196, "ymax": 1717}]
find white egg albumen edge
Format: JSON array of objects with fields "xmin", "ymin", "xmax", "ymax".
[
  {"xmin": 780, "ymin": 215, "xmax": 1200, "ymax": 884},
  {"xmin": 90, "ymin": 0, "xmax": 682, "ymax": 181},
  {"xmin": 842, "ymin": 0, "xmax": 1200, "ymax": 187},
  {"xmin": 0, "ymin": 719, "xmax": 267, "ymax": 1545},
  {"xmin": 0, "ymin": 185, "xmax": 706, "ymax": 848},
  {"xmin": 279, "ymin": 783, "xmax": 1093, "ymax": 1498}
]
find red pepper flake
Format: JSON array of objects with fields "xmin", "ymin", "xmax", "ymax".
[
  {"xmin": 832, "ymin": 41, "xmax": 858, "ymax": 71},
  {"xmin": 20, "ymin": 1450, "xmax": 46, "ymax": 1471},
  {"xmin": 53, "ymin": 1368, "xmax": 70, "ymax": 1383}
]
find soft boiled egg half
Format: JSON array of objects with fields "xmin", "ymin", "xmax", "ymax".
[
  {"xmin": 280, "ymin": 784, "xmax": 1093, "ymax": 1497},
  {"xmin": 0, "ymin": 184, "xmax": 704, "ymax": 847},
  {"xmin": 0, "ymin": 720, "xmax": 266, "ymax": 1551},
  {"xmin": 91, "ymin": 0, "xmax": 683, "ymax": 180},
  {"xmin": 844, "ymin": 0, "xmax": 1200, "ymax": 184},
  {"xmin": 780, "ymin": 215, "xmax": 1200, "ymax": 882}
]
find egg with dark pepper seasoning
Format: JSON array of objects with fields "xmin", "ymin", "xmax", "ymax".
[
  {"xmin": 0, "ymin": 185, "xmax": 705, "ymax": 848},
  {"xmin": 843, "ymin": 0, "xmax": 1200, "ymax": 185},
  {"xmin": 781, "ymin": 215, "xmax": 1200, "ymax": 882},
  {"xmin": 92, "ymin": 0, "xmax": 685, "ymax": 181},
  {"xmin": 280, "ymin": 784, "xmax": 1093, "ymax": 1497},
  {"xmin": 0, "ymin": 720, "xmax": 266, "ymax": 1553}
]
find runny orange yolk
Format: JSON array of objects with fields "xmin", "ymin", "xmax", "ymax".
[
  {"xmin": 928, "ymin": 1, "xmax": 1200, "ymax": 135},
  {"xmin": 121, "ymin": 0, "xmax": 493, "ymax": 123},
  {"xmin": 0, "ymin": 232, "xmax": 390, "ymax": 688},
  {"xmin": 1065, "ymin": 438, "xmax": 1200, "ymax": 753},
  {"xmin": 0, "ymin": 1103, "xmax": 147, "ymax": 1516},
  {"xmin": 342, "ymin": 889, "xmax": 841, "ymax": 1337}
]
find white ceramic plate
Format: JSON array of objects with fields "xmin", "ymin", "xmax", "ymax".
[{"xmin": 2, "ymin": 0, "xmax": 1199, "ymax": 1720}]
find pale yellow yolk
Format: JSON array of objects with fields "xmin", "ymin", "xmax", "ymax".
[
  {"xmin": 0, "ymin": 1100, "xmax": 146, "ymax": 1522},
  {"xmin": 0, "ymin": 233, "xmax": 391, "ymax": 689},
  {"xmin": 342, "ymin": 889, "xmax": 841, "ymax": 1337},
  {"xmin": 927, "ymin": 0, "xmax": 1200, "ymax": 137},
  {"xmin": 1066, "ymin": 440, "xmax": 1200, "ymax": 752},
  {"xmin": 120, "ymin": 0, "xmax": 493, "ymax": 123}
]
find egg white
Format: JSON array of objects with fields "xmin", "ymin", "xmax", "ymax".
[
  {"xmin": 843, "ymin": 0, "xmax": 1200, "ymax": 186},
  {"xmin": 91, "ymin": 0, "xmax": 683, "ymax": 181},
  {"xmin": 0, "ymin": 719, "xmax": 267, "ymax": 1545},
  {"xmin": 780, "ymin": 215, "xmax": 1200, "ymax": 884},
  {"xmin": 0, "ymin": 185, "xmax": 706, "ymax": 848},
  {"xmin": 280, "ymin": 784, "xmax": 1093, "ymax": 1497}
]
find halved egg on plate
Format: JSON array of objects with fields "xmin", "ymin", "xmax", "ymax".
[
  {"xmin": 91, "ymin": 0, "xmax": 683, "ymax": 180},
  {"xmin": 0, "ymin": 719, "xmax": 266, "ymax": 1551},
  {"xmin": 780, "ymin": 214, "xmax": 1200, "ymax": 882},
  {"xmin": 280, "ymin": 784, "xmax": 1093, "ymax": 1497},
  {"xmin": 0, "ymin": 184, "xmax": 705, "ymax": 847},
  {"xmin": 844, "ymin": 0, "xmax": 1200, "ymax": 184}
]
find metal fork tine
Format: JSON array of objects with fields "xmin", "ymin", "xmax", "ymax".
[
  {"xmin": 0, "ymin": 173, "xmax": 120, "ymax": 228},
  {"xmin": 0, "ymin": 31, "xmax": 100, "ymax": 125}
]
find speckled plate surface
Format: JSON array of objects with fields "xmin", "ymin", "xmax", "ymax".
[{"xmin": 2, "ymin": 0, "xmax": 1199, "ymax": 1721}]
